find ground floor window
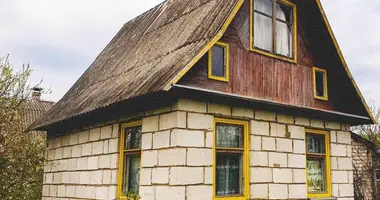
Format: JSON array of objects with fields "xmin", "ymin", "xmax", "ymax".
[
  {"xmin": 117, "ymin": 121, "xmax": 142, "ymax": 198},
  {"xmin": 213, "ymin": 118, "xmax": 249, "ymax": 200},
  {"xmin": 306, "ymin": 129, "xmax": 332, "ymax": 198}
]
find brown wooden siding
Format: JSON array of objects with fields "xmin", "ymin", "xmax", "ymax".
[{"xmin": 179, "ymin": 0, "xmax": 335, "ymax": 112}]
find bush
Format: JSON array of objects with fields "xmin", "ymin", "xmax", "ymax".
[{"xmin": 0, "ymin": 56, "xmax": 47, "ymax": 200}]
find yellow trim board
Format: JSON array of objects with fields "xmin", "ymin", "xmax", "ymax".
[
  {"xmin": 117, "ymin": 120, "xmax": 143, "ymax": 199},
  {"xmin": 316, "ymin": 0, "xmax": 375, "ymax": 123},
  {"xmin": 165, "ymin": 0, "xmax": 245, "ymax": 90},
  {"xmin": 305, "ymin": 129, "xmax": 332, "ymax": 198},
  {"xmin": 313, "ymin": 67, "xmax": 328, "ymax": 101},
  {"xmin": 249, "ymin": 0, "xmax": 298, "ymax": 63},
  {"xmin": 213, "ymin": 118, "xmax": 250, "ymax": 200},
  {"xmin": 208, "ymin": 41, "xmax": 230, "ymax": 82}
]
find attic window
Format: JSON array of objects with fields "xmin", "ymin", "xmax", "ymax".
[
  {"xmin": 313, "ymin": 67, "xmax": 328, "ymax": 101},
  {"xmin": 208, "ymin": 42, "xmax": 230, "ymax": 82},
  {"xmin": 250, "ymin": 0, "xmax": 297, "ymax": 63}
]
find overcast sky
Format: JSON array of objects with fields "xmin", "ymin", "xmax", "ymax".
[{"xmin": 0, "ymin": 0, "xmax": 379, "ymax": 106}]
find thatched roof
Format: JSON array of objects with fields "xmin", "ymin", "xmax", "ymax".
[{"xmin": 30, "ymin": 0, "xmax": 242, "ymax": 130}]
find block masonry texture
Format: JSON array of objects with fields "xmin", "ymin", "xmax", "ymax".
[{"xmin": 42, "ymin": 99, "xmax": 354, "ymax": 200}]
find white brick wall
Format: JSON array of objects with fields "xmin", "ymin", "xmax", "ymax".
[
  {"xmin": 152, "ymin": 168, "xmax": 169, "ymax": 184},
  {"xmin": 156, "ymin": 186, "xmax": 185, "ymax": 200},
  {"xmin": 43, "ymin": 124, "xmax": 119, "ymax": 200},
  {"xmin": 169, "ymin": 167, "xmax": 203, "ymax": 185},
  {"xmin": 186, "ymin": 185, "xmax": 212, "ymax": 200},
  {"xmin": 43, "ymin": 98, "xmax": 354, "ymax": 200}
]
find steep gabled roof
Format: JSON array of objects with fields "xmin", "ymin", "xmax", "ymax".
[
  {"xmin": 30, "ymin": 0, "xmax": 374, "ymax": 130},
  {"xmin": 30, "ymin": 0, "xmax": 244, "ymax": 130}
]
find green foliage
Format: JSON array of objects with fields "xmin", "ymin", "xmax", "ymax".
[
  {"xmin": 352, "ymin": 100, "xmax": 380, "ymax": 146},
  {"xmin": 0, "ymin": 56, "xmax": 46, "ymax": 200}
]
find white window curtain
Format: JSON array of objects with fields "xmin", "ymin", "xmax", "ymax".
[
  {"xmin": 254, "ymin": 0, "xmax": 273, "ymax": 52},
  {"xmin": 275, "ymin": 3, "xmax": 293, "ymax": 57}
]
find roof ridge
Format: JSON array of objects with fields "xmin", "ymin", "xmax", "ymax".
[
  {"xmin": 28, "ymin": 99, "xmax": 55, "ymax": 104},
  {"xmin": 123, "ymin": 0, "xmax": 168, "ymax": 27},
  {"xmin": 142, "ymin": 0, "xmax": 213, "ymax": 36},
  {"xmin": 29, "ymin": 0, "xmax": 244, "ymax": 131}
]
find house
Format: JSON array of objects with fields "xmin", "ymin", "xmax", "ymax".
[
  {"xmin": 23, "ymin": 87, "xmax": 54, "ymax": 135},
  {"xmin": 351, "ymin": 132, "xmax": 380, "ymax": 200},
  {"xmin": 30, "ymin": 0, "xmax": 376, "ymax": 199}
]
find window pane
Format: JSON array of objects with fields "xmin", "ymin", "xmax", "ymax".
[
  {"xmin": 254, "ymin": 13, "xmax": 273, "ymax": 52},
  {"xmin": 276, "ymin": 2, "xmax": 293, "ymax": 21},
  {"xmin": 123, "ymin": 155, "xmax": 141, "ymax": 194},
  {"xmin": 125, "ymin": 126, "xmax": 142, "ymax": 150},
  {"xmin": 254, "ymin": 0, "xmax": 273, "ymax": 15},
  {"xmin": 276, "ymin": 21, "xmax": 292, "ymax": 57},
  {"xmin": 315, "ymin": 71, "xmax": 326, "ymax": 97},
  {"xmin": 307, "ymin": 158, "xmax": 326, "ymax": 193},
  {"xmin": 306, "ymin": 133, "xmax": 325, "ymax": 154},
  {"xmin": 216, "ymin": 123, "xmax": 244, "ymax": 148},
  {"xmin": 275, "ymin": 3, "xmax": 293, "ymax": 57},
  {"xmin": 216, "ymin": 153, "xmax": 243, "ymax": 196},
  {"xmin": 211, "ymin": 45, "xmax": 226, "ymax": 78}
]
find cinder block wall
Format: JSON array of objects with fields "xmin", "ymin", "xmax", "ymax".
[
  {"xmin": 42, "ymin": 124, "xmax": 120, "ymax": 200},
  {"xmin": 352, "ymin": 139, "xmax": 375, "ymax": 200},
  {"xmin": 42, "ymin": 98, "xmax": 355, "ymax": 200}
]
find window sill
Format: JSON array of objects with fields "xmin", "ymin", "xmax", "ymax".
[
  {"xmin": 250, "ymin": 48, "xmax": 297, "ymax": 64},
  {"xmin": 213, "ymin": 196, "xmax": 246, "ymax": 200},
  {"xmin": 314, "ymin": 96, "xmax": 329, "ymax": 101},
  {"xmin": 208, "ymin": 75, "xmax": 229, "ymax": 82}
]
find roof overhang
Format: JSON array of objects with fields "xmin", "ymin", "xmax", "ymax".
[
  {"xmin": 351, "ymin": 132, "xmax": 379, "ymax": 151},
  {"xmin": 172, "ymin": 84, "xmax": 373, "ymax": 125}
]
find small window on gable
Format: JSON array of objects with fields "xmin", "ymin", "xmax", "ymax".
[
  {"xmin": 313, "ymin": 67, "xmax": 328, "ymax": 101},
  {"xmin": 208, "ymin": 42, "xmax": 229, "ymax": 82},
  {"xmin": 250, "ymin": 0, "xmax": 297, "ymax": 63}
]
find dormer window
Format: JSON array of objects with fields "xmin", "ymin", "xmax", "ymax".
[
  {"xmin": 313, "ymin": 67, "xmax": 328, "ymax": 101},
  {"xmin": 250, "ymin": 0, "xmax": 297, "ymax": 63},
  {"xmin": 208, "ymin": 42, "xmax": 230, "ymax": 82}
]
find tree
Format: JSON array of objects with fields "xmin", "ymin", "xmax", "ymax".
[
  {"xmin": 352, "ymin": 100, "xmax": 380, "ymax": 146},
  {"xmin": 0, "ymin": 56, "xmax": 46, "ymax": 200},
  {"xmin": 351, "ymin": 100, "xmax": 380, "ymax": 199}
]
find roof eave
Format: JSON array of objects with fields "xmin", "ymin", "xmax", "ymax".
[
  {"xmin": 173, "ymin": 84, "xmax": 373, "ymax": 125},
  {"xmin": 316, "ymin": 0, "xmax": 376, "ymax": 124},
  {"xmin": 163, "ymin": 0, "xmax": 245, "ymax": 91}
]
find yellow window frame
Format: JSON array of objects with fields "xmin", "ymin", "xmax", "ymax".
[
  {"xmin": 249, "ymin": 0, "xmax": 298, "ymax": 63},
  {"xmin": 213, "ymin": 118, "xmax": 250, "ymax": 200},
  {"xmin": 313, "ymin": 67, "xmax": 328, "ymax": 101},
  {"xmin": 305, "ymin": 129, "xmax": 332, "ymax": 198},
  {"xmin": 117, "ymin": 120, "xmax": 143, "ymax": 199},
  {"xmin": 208, "ymin": 41, "xmax": 230, "ymax": 82}
]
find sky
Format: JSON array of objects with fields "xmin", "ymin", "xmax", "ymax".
[{"xmin": 0, "ymin": 0, "xmax": 379, "ymax": 106}]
